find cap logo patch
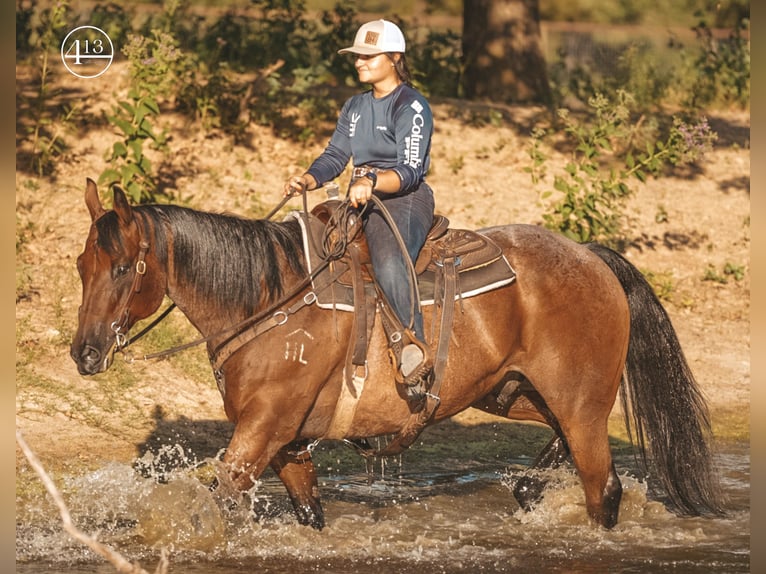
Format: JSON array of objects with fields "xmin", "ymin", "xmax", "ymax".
[{"xmin": 364, "ymin": 31, "xmax": 379, "ymax": 45}]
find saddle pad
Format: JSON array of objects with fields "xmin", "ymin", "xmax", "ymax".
[{"xmin": 288, "ymin": 210, "xmax": 516, "ymax": 311}]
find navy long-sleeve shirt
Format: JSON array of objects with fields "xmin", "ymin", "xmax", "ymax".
[{"xmin": 306, "ymin": 83, "xmax": 433, "ymax": 193}]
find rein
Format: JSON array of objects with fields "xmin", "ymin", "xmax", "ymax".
[
  {"xmin": 130, "ymin": 269, "xmax": 328, "ymax": 364},
  {"xmin": 114, "ymin": 185, "xmax": 419, "ymax": 375}
]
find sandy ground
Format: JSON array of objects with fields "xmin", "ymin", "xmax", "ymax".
[{"xmin": 15, "ymin": 63, "xmax": 750, "ymax": 475}]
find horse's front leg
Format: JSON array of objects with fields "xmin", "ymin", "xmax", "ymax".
[
  {"xmin": 270, "ymin": 441, "xmax": 324, "ymax": 530},
  {"xmin": 221, "ymin": 412, "xmax": 324, "ymax": 529}
]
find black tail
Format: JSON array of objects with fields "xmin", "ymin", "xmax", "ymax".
[{"xmin": 587, "ymin": 243, "xmax": 724, "ymax": 516}]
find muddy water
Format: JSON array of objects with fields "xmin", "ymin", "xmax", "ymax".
[{"xmin": 16, "ymin": 427, "xmax": 749, "ymax": 573}]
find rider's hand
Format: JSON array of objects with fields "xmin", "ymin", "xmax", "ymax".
[
  {"xmin": 284, "ymin": 175, "xmax": 311, "ymax": 197},
  {"xmin": 348, "ymin": 178, "xmax": 374, "ymax": 208}
]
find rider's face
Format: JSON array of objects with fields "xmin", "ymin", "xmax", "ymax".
[{"xmin": 355, "ymin": 53, "xmax": 395, "ymax": 85}]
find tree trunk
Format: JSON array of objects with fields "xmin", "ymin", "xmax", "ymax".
[{"xmin": 462, "ymin": 0, "xmax": 551, "ymax": 104}]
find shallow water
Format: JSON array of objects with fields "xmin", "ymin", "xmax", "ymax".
[{"xmin": 16, "ymin": 431, "xmax": 749, "ymax": 573}]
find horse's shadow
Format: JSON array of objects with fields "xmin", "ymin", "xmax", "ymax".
[
  {"xmin": 134, "ymin": 406, "xmax": 235, "ymax": 478},
  {"xmin": 135, "ymin": 404, "xmax": 557, "ymax": 471}
]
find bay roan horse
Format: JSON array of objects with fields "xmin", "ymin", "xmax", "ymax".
[{"xmin": 71, "ymin": 178, "xmax": 723, "ymax": 530}]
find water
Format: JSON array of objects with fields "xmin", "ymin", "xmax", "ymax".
[{"xmin": 16, "ymin": 432, "xmax": 749, "ymax": 573}]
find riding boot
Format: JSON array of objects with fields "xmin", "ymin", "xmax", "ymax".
[
  {"xmin": 377, "ymin": 295, "xmax": 434, "ymax": 411},
  {"xmin": 394, "ymin": 334, "xmax": 434, "ymax": 412}
]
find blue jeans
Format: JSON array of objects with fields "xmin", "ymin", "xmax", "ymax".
[{"xmin": 363, "ymin": 182, "xmax": 434, "ymax": 342}]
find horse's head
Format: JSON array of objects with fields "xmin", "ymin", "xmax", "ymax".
[{"xmin": 71, "ymin": 179, "xmax": 167, "ymax": 375}]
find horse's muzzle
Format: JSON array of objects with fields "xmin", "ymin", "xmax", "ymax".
[{"xmin": 71, "ymin": 342, "xmax": 114, "ymax": 375}]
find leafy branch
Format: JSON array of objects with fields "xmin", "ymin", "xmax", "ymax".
[
  {"xmin": 529, "ymin": 90, "xmax": 717, "ymax": 245},
  {"xmin": 100, "ymin": 30, "xmax": 183, "ymax": 203}
]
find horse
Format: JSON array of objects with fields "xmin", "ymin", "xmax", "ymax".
[{"xmin": 71, "ymin": 178, "xmax": 723, "ymax": 530}]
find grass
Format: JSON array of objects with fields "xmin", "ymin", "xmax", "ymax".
[{"xmin": 131, "ymin": 306, "xmax": 218, "ymax": 389}]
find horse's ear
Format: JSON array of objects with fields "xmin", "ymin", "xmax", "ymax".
[
  {"xmin": 85, "ymin": 178, "xmax": 106, "ymax": 222},
  {"xmin": 112, "ymin": 185, "xmax": 134, "ymax": 226}
]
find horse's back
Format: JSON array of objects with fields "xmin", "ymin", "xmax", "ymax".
[{"xmin": 481, "ymin": 223, "xmax": 626, "ymax": 301}]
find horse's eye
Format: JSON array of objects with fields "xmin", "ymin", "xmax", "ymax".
[{"xmin": 115, "ymin": 264, "xmax": 130, "ymax": 277}]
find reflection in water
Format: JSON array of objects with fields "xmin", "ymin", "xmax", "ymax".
[{"xmin": 16, "ymin": 436, "xmax": 749, "ymax": 574}]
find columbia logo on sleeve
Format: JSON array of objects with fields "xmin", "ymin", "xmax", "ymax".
[{"xmin": 406, "ymin": 100, "xmax": 426, "ymax": 168}]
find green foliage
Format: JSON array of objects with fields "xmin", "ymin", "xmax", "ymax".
[
  {"xmin": 408, "ymin": 28, "xmax": 463, "ymax": 97},
  {"xmin": 541, "ymin": 0, "xmax": 643, "ymax": 24},
  {"xmin": 21, "ymin": 0, "xmax": 76, "ymax": 176},
  {"xmin": 613, "ymin": 42, "xmax": 676, "ymax": 110},
  {"xmin": 15, "ymin": 0, "xmax": 34, "ymax": 55},
  {"xmin": 16, "ymin": 0, "xmax": 747, "ymax": 192},
  {"xmin": 100, "ymin": 30, "xmax": 183, "ymax": 203},
  {"xmin": 655, "ymin": 204, "xmax": 669, "ymax": 224},
  {"xmin": 702, "ymin": 262, "xmax": 746, "ymax": 284},
  {"xmin": 683, "ymin": 19, "xmax": 750, "ymax": 110},
  {"xmin": 540, "ymin": 0, "xmax": 748, "ymax": 27},
  {"xmin": 529, "ymin": 90, "xmax": 717, "ymax": 245},
  {"xmin": 546, "ymin": 5, "xmax": 750, "ymax": 113},
  {"xmin": 87, "ymin": 1, "xmax": 134, "ymax": 49},
  {"xmin": 640, "ymin": 268, "xmax": 675, "ymax": 301}
]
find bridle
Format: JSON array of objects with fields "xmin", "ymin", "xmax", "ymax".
[
  {"xmin": 109, "ymin": 194, "xmax": 342, "ymax": 364},
  {"xmin": 109, "ymin": 238, "xmax": 152, "ymax": 352}
]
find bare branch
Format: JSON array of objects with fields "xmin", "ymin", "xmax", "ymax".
[{"xmin": 16, "ymin": 429, "xmax": 170, "ymax": 574}]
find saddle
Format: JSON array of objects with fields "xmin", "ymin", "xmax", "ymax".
[
  {"xmin": 288, "ymin": 200, "xmax": 516, "ymax": 455},
  {"xmin": 296, "ymin": 201, "xmax": 515, "ymax": 311}
]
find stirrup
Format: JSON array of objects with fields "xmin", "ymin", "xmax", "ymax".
[
  {"xmin": 401, "ymin": 357, "xmax": 433, "ymax": 388},
  {"xmin": 395, "ymin": 339, "xmax": 432, "ymax": 388},
  {"xmin": 396, "ymin": 340, "xmax": 434, "ymax": 409},
  {"xmin": 401, "ymin": 367, "xmax": 434, "ymax": 413}
]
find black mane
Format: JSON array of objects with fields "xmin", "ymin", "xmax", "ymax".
[{"xmin": 98, "ymin": 205, "xmax": 306, "ymax": 316}]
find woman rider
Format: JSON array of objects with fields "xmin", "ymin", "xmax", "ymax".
[{"xmin": 284, "ymin": 19, "xmax": 435, "ymax": 401}]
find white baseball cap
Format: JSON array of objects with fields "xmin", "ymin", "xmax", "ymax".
[{"xmin": 338, "ymin": 19, "xmax": 406, "ymax": 55}]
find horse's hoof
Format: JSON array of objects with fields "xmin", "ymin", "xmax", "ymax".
[
  {"xmin": 295, "ymin": 503, "xmax": 325, "ymax": 530},
  {"xmin": 512, "ymin": 475, "xmax": 548, "ymax": 511}
]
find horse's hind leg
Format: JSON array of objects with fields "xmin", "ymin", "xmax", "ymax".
[
  {"xmin": 471, "ymin": 378, "xmax": 572, "ymax": 511},
  {"xmin": 564, "ymin": 424, "xmax": 623, "ymax": 528},
  {"xmin": 513, "ymin": 434, "xmax": 570, "ymax": 511},
  {"xmin": 270, "ymin": 441, "xmax": 324, "ymax": 530}
]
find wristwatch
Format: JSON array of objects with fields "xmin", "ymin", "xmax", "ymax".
[{"xmin": 363, "ymin": 171, "xmax": 377, "ymax": 189}]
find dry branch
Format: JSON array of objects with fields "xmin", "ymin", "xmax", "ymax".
[{"xmin": 16, "ymin": 429, "xmax": 169, "ymax": 574}]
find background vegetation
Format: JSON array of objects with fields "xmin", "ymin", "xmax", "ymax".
[
  {"xmin": 16, "ymin": 0, "xmax": 749, "ymax": 249},
  {"xmin": 16, "ymin": 0, "xmax": 750, "ymax": 194}
]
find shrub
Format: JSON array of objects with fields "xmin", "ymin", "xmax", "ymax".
[
  {"xmin": 528, "ymin": 90, "xmax": 717, "ymax": 246},
  {"xmin": 21, "ymin": 0, "xmax": 74, "ymax": 176},
  {"xmin": 99, "ymin": 30, "xmax": 183, "ymax": 203},
  {"xmin": 683, "ymin": 18, "xmax": 750, "ymax": 110}
]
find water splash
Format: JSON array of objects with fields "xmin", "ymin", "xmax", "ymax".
[{"xmin": 16, "ymin": 443, "xmax": 749, "ymax": 573}]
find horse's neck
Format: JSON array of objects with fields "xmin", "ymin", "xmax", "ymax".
[
  {"xmin": 156, "ymin": 213, "xmax": 308, "ymax": 341},
  {"xmin": 164, "ymin": 256, "xmax": 308, "ymax": 340}
]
